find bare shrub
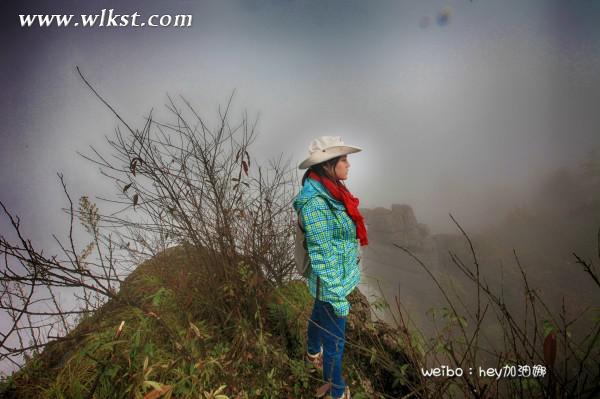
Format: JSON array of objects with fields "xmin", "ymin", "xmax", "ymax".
[
  {"xmin": 387, "ymin": 215, "xmax": 600, "ymax": 398},
  {"xmin": 0, "ymin": 66, "xmax": 298, "ymax": 372}
]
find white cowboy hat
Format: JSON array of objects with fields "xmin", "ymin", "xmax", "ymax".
[{"xmin": 298, "ymin": 136, "xmax": 362, "ymax": 169}]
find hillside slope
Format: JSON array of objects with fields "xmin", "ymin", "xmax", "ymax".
[{"xmin": 0, "ymin": 244, "xmax": 417, "ymax": 399}]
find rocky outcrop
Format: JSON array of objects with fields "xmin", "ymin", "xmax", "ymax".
[{"xmin": 361, "ymin": 204, "xmax": 431, "ymax": 251}]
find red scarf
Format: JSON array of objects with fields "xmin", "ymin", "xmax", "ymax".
[{"xmin": 308, "ymin": 171, "xmax": 369, "ymax": 246}]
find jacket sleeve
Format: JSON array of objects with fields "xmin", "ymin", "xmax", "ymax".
[{"xmin": 300, "ymin": 196, "xmax": 347, "ymax": 303}]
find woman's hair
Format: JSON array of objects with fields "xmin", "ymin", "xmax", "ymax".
[{"xmin": 301, "ymin": 156, "xmax": 346, "ymax": 189}]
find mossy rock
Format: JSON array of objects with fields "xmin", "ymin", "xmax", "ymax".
[{"xmin": 2, "ymin": 246, "xmax": 420, "ymax": 398}]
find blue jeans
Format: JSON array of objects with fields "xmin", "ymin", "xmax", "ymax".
[{"xmin": 307, "ymin": 299, "xmax": 347, "ymax": 398}]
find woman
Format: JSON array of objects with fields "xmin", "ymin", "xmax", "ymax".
[{"xmin": 293, "ymin": 136, "xmax": 368, "ymax": 399}]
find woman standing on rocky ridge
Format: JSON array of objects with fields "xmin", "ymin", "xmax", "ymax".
[{"xmin": 293, "ymin": 136, "xmax": 368, "ymax": 399}]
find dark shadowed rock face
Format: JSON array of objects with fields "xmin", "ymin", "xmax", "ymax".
[
  {"xmin": 361, "ymin": 204, "xmax": 431, "ymax": 251},
  {"xmin": 346, "ymin": 287, "xmax": 418, "ymax": 397}
]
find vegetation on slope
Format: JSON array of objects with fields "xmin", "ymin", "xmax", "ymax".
[{"xmin": 0, "ymin": 243, "xmax": 417, "ymax": 398}]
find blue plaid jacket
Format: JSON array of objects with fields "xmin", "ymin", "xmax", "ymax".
[{"xmin": 293, "ymin": 178, "xmax": 360, "ymax": 317}]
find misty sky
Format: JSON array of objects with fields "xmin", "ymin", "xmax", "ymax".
[{"xmin": 1, "ymin": 0, "xmax": 600, "ymax": 250}]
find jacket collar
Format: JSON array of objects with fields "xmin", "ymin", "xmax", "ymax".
[{"xmin": 294, "ymin": 178, "xmax": 346, "ymax": 211}]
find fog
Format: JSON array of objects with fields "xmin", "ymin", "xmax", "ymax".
[
  {"xmin": 2, "ymin": 0, "xmax": 600, "ymax": 237},
  {"xmin": 1, "ymin": 0, "xmax": 600, "ymax": 375}
]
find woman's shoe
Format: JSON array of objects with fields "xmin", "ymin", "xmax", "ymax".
[
  {"xmin": 318, "ymin": 384, "xmax": 350, "ymax": 399},
  {"xmin": 336, "ymin": 386, "xmax": 350, "ymax": 399},
  {"xmin": 306, "ymin": 347, "xmax": 323, "ymax": 371}
]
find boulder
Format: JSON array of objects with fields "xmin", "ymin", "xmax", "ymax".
[{"xmin": 361, "ymin": 204, "xmax": 429, "ymax": 250}]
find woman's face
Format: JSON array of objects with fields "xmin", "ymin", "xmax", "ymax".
[{"xmin": 334, "ymin": 155, "xmax": 350, "ymax": 180}]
